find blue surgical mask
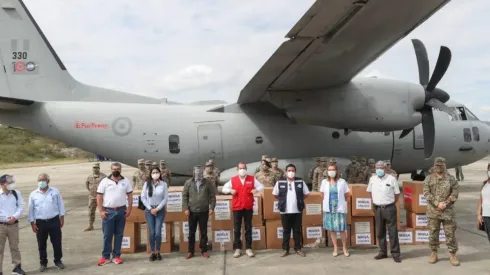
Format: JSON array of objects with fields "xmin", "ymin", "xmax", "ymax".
[
  {"xmin": 376, "ymin": 169, "xmax": 385, "ymax": 177},
  {"xmin": 38, "ymin": 181, "xmax": 48, "ymax": 189}
]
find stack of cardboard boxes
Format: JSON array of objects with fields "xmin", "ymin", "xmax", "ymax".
[{"xmin": 348, "ymin": 184, "xmax": 376, "ymax": 247}]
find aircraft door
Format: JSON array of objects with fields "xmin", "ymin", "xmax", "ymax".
[
  {"xmin": 197, "ymin": 124, "xmax": 224, "ymax": 166},
  {"xmin": 0, "ymin": 49, "xmax": 12, "ymax": 97}
]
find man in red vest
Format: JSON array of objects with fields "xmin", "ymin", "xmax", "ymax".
[{"xmin": 222, "ymin": 162, "xmax": 264, "ymax": 258}]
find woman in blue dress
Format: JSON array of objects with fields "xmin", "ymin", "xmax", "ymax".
[{"xmin": 320, "ymin": 164, "xmax": 350, "ymax": 257}]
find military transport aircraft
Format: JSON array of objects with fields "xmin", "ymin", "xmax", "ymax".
[{"xmin": 0, "ymin": 0, "xmax": 488, "ymax": 184}]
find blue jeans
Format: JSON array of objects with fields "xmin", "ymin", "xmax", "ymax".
[
  {"xmin": 102, "ymin": 206, "xmax": 126, "ymax": 259},
  {"xmin": 145, "ymin": 209, "xmax": 165, "ymax": 251}
]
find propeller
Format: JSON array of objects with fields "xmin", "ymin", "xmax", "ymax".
[{"xmin": 399, "ymin": 39, "xmax": 453, "ymax": 159}]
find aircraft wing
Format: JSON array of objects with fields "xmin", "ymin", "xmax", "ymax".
[{"xmin": 237, "ymin": 0, "xmax": 451, "ymax": 104}]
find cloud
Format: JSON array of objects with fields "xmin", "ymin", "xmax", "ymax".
[{"xmin": 23, "ymin": 0, "xmax": 490, "ymax": 119}]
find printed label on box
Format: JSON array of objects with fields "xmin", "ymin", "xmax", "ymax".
[
  {"xmin": 183, "ymin": 221, "xmax": 199, "ymax": 241},
  {"xmin": 132, "ymin": 196, "xmax": 139, "ymax": 207},
  {"xmin": 253, "ymin": 197, "xmax": 258, "ymax": 215},
  {"xmin": 415, "ymin": 214, "xmax": 428, "ymax": 227},
  {"xmin": 306, "ymin": 226, "xmax": 322, "ymax": 239},
  {"xmin": 252, "ymin": 228, "xmax": 261, "ymax": 241},
  {"xmin": 277, "ymin": 227, "xmax": 293, "ymax": 239},
  {"xmin": 399, "ymin": 231, "xmax": 413, "ymax": 244},
  {"xmin": 215, "ymin": 200, "xmax": 231, "ymax": 220},
  {"xmin": 439, "ymin": 230, "xmax": 446, "ymax": 242},
  {"xmin": 355, "ymin": 222, "xmax": 371, "ymax": 234},
  {"xmin": 167, "ymin": 192, "xmax": 183, "ymax": 212},
  {"xmin": 273, "ymin": 201, "xmax": 279, "ymax": 213},
  {"xmin": 306, "ymin": 204, "xmax": 322, "ymax": 215},
  {"xmin": 161, "ymin": 223, "xmax": 167, "ymax": 242},
  {"xmin": 419, "ymin": 194, "xmax": 427, "ymax": 206},
  {"xmin": 403, "ymin": 187, "xmax": 413, "ymax": 202},
  {"xmin": 415, "ymin": 230, "xmax": 429, "ymax": 242},
  {"xmin": 355, "ymin": 233, "xmax": 371, "ymax": 245},
  {"xmin": 356, "ymin": 198, "xmax": 372, "ymax": 210},
  {"xmin": 122, "ymin": 237, "xmax": 130, "ymax": 249},
  {"xmin": 215, "ymin": 230, "xmax": 231, "ymax": 243}
]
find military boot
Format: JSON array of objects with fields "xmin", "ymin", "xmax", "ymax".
[
  {"xmin": 428, "ymin": 251, "xmax": 438, "ymax": 264},
  {"xmin": 449, "ymin": 253, "xmax": 460, "ymax": 266}
]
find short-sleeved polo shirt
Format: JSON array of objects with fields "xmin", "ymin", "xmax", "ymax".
[{"xmin": 97, "ymin": 175, "xmax": 133, "ymax": 208}]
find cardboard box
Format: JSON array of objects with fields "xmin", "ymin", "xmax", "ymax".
[
  {"xmin": 403, "ymin": 181, "xmax": 428, "ymax": 214},
  {"xmin": 121, "ymin": 222, "xmax": 142, "ymax": 254},
  {"xmin": 327, "ymin": 228, "xmax": 351, "ymax": 247},
  {"xmin": 212, "ymin": 196, "xmax": 234, "ymax": 230},
  {"xmin": 146, "ymin": 222, "xmax": 173, "ymax": 253},
  {"xmin": 349, "ymin": 184, "xmax": 374, "ymax": 216},
  {"xmin": 396, "ymin": 199, "xmax": 401, "ymax": 228},
  {"xmin": 302, "ymin": 192, "xmax": 323, "ymax": 226},
  {"xmin": 125, "ymin": 191, "xmax": 146, "ymax": 223},
  {"xmin": 350, "ymin": 217, "xmax": 375, "ymax": 247},
  {"xmin": 241, "ymin": 226, "xmax": 267, "ymax": 250},
  {"xmin": 263, "ymin": 187, "xmax": 280, "ymax": 220},
  {"xmin": 212, "ymin": 230, "xmax": 234, "ymax": 251},
  {"xmin": 414, "ymin": 229, "xmax": 446, "ymax": 244},
  {"xmin": 406, "ymin": 210, "xmax": 429, "ymax": 229},
  {"xmin": 179, "ymin": 221, "xmax": 201, "ymax": 253},
  {"xmin": 386, "ymin": 225, "xmax": 414, "ymax": 245},
  {"xmin": 302, "ymin": 225, "xmax": 325, "ymax": 247},
  {"xmin": 166, "ymin": 187, "xmax": 187, "ymax": 222},
  {"xmin": 265, "ymin": 219, "xmax": 294, "ymax": 249},
  {"xmin": 252, "ymin": 194, "xmax": 264, "ymax": 227},
  {"xmin": 346, "ymin": 194, "xmax": 352, "ymax": 225}
]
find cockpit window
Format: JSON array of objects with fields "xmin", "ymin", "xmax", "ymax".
[
  {"xmin": 456, "ymin": 106, "xmax": 479, "ymax": 121},
  {"xmin": 465, "ymin": 108, "xmax": 480, "ymax": 121}
]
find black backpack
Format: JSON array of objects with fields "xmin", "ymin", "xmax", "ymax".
[{"xmin": 11, "ymin": 190, "xmax": 18, "ymax": 205}]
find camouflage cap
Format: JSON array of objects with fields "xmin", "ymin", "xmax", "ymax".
[
  {"xmin": 152, "ymin": 161, "xmax": 157, "ymax": 166},
  {"xmin": 315, "ymin": 157, "xmax": 321, "ymax": 161},
  {"xmin": 434, "ymin": 157, "xmax": 446, "ymax": 165},
  {"xmin": 205, "ymin": 160, "xmax": 213, "ymax": 166},
  {"xmin": 320, "ymin": 157, "xmax": 328, "ymax": 162},
  {"xmin": 271, "ymin": 157, "xmax": 278, "ymax": 162},
  {"xmin": 385, "ymin": 160, "xmax": 391, "ymax": 165},
  {"xmin": 93, "ymin": 163, "xmax": 100, "ymax": 168},
  {"xmin": 138, "ymin": 159, "xmax": 145, "ymax": 164},
  {"xmin": 329, "ymin": 158, "xmax": 337, "ymax": 164},
  {"xmin": 360, "ymin": 157, "xmax": 367, "ymax": 162},
  {"xmin": 159, "ymin": 160, "xmax": 166, "ymax": 164},
  {"xmin": 350, "ymin": 156, "xmax": 357, "ymax": 161},
  {"xmin": 145, "ymin": 160, "xmax": 152, "ymax": 165},
  {"xmin": 261, "ymin": 155, "xmax": 269, "ymax": 160},
  {"xmin": 368, "ymin": 158, "xmax": 375, "ymax": 164}
]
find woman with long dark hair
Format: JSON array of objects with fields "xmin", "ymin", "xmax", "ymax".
[{"xmin": 141, "ymin": 167, "xmax": 168, "ymax": 261}]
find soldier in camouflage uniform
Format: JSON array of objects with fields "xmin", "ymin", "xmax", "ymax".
[
  {"xmin": 355, "ymin": 157, "xmax": 368, "ymax": 184},
  {"xmin": 204, "ymin": 160, "xmax": 219, "ymax": 187},
  {"xmin": 145, "ymin": 160, "xmax": 152, "ymax": 172},
  {"xmin": 255, "ymin": 155, "xmax": 269, "ymax": 174},
  {"xmin": 363, "ymin": 158, "xmax": 376, "ymax": 183},
  {"xmin": 270, "ymin": 157, "xmax": 285, "ymax": 179},
  {"xmin": 308, "ymin": 157, "xmax": 321, "ymax": 183},
  {"xmin": 84, "ymin": 163, "xmax": 106, "ymax": 231},
  {"xmin": 133, "ymin": 159, "xmax": 148, "ymax": 191},
  {"xmin": 385, "ymin": 160, "xmax": 398, "ymax": 179},
  {"xmin": 345, "ymin": 156, "xmax": 360, "ymax": 183},
  {"xmin": 207, "ymin": 159, "xmax": 221, "ymax": 179},
  {"xmin": 312, "ymin": 157, "xmax": 328, "ymax": 191},
  {"xmin": 159, "ymin": 160, "xmax": 172, "ymax": 185},
  {"xmin": 423, "ymin": 157, "xmax": 460, "ymax": 266},
  {"xmin": 255, "ymin": 158, "xmax": 278, "ymax": 187}
]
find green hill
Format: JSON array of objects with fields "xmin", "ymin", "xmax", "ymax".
[{"xmin": 0, "ymin": 125, "xmax": 89, "ymax": 164}]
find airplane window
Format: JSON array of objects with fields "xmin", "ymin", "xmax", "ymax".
[
  {"xmin": 457, "ymin": 107, "xmax": 468, "ymax": 120},
  {"xmin": 472, "ymin": 127, "xmax": 480, "ymax": 142},
  {"xmin": 465, "ymin": 108, "xmax": 480, "ymax": 121},
  {"xmin": 169, "ymin": 135, "xmax": 180, "ymax": 154},
  {"xmin": 450, "ymin": 107, "xmax": 460, "ymax": 121},
  {"xmin": 463, "ymin": 128, "xmax": 472, "ymax": 142}
]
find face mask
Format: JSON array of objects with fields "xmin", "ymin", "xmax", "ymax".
[
  {"xmin": 327, "ymin": 171, "xmax": 336, "ymax": 178},
  {"xmin": 112, "ymin": 171, "xmax": 121, "ymax": 177},
  {"xmin": 151, "ymin": 173, "xmax": 160, "ymax": 180},
  {"xmin": 376, "ymin": 169, "xmax": 385, "ymax": 177},
  {"xmin": 287, "ymin": 171, "xmax": 295, "ymax": 178},
  {"xmin": 38, "ymin": 181, "xmax": 48, "ymax": 189},
  {"xmin": 6, "ymin": 183, "xmax": 15, "ymax": 191},
  {"xmin": 238, "ymin": 169, "xmax": 247, "ymax": 177}
]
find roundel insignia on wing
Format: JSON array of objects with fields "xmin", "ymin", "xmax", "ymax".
[{"xmin": 111, "ymin": 117, "xmax": 133, "ymax": 137}]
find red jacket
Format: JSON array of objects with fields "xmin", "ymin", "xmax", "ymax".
[{"xmin": 230, "ymin": 175, "xmax": 255, "ymax": 211}]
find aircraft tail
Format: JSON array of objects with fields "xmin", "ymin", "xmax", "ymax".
[{"xmin": 0, "ymin": 0, "xmax": 158, "ymax": 106}]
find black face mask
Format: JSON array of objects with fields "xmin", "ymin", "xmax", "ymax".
[{"xmin": 112, "ymin": 171, "xmax": 121, "ymax": 177}]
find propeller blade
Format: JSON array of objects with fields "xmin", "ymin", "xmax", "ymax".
[
  {"xmin": 426, "ymin": 46, "xmax": 452, "ymax": 92},
  {"xmin": 426, "ymin": 98, "xmax": 453, "ymax": 115},
  {"xmin": 399, "ymin": 129, "xmax": 413, "ymax": 139},
  {"xmin": 422, "ymin": 108, "xmax": 435, "ymax": 159},
  {"xmin": 411, "ymin": 39, "xmax": 430, "ymax": 86}
]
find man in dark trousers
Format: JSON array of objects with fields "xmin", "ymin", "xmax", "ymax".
[
  {"xmin": 272, "ymin": 164, "xmax": 310, "ymax": 257},
  {"xmin": 182, "ymin": 166, "xmax": 216, "ymax": 259},
  {"xmin": 222, "ymin": 162, "xmax": 264, "ymax": 258},
  {"xmin": 367, "ymin": 160, "xmax": 401, "ymax": 263}
]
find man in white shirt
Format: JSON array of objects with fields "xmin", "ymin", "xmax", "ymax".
[
  {"xmin": 367, "ymin": 160, "xmax": 401, "ymax": 263},
  {"xmin": 222, "ymin": 162, "xmax": 264, "ymax": 258},
  {"xmin": 272, "ymin": 164, "xmax": 310, "ymax": 257},
  {"xmin": 96, "ymin": 162, "xmax": 133, "ymax": 266}
]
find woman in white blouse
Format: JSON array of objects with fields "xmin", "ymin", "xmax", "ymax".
[
  {"xmin": 320, "ymin": 164, "xmax": 350, "ymax": 257},
  {"xmin": 477, "ymin": 164, "xmax": 490, "ymax": 242},
  {"xmin": 141, "ymin": 168, "xmax": 168, "ymax": 262}
]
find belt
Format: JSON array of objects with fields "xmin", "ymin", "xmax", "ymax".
[
  {"xmin": 0, "ymin": 220, "xmax": 19, "ymax": 225},
  {"xmin": 375, "ymin": 203, "xmax": 395, "ymax": 209},
  {"xmin": 104, "ymin": 206, "xmax": 126, "ymax": 211},
  {"xmin": 36, "ymin": 215, "xmax": 59, "ymax": 223}
]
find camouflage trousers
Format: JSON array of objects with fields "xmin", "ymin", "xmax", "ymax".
[
  {"xmin": 312, "ymin": 182, "xmax": 319, "ymax": 192},
  {"xmin": 88, "ymin": 198, "xmax": 97, "ymax": 225},
  {"xmin": 428, "ymin": 218, "xmax": 458, "ymax": 253}
]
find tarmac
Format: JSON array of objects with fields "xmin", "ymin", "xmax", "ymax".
[{"xmin": 1, "ymin": 159, "xmax": 490, "ymax": 275}]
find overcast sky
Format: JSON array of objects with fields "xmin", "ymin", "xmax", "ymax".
[{"xmin": 24, "ymin": 0, "xmax": 490, "ymax": 120}]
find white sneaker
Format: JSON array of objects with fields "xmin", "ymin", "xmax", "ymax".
[
  {"xmin": 233, "ymin": 249, "xmax": 241, "ymax": 258},
  {"xmin": 246, "ymin": 249, "xmax": 255, "ymax": 257}
]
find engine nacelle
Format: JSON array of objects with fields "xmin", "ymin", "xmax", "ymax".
[{"xmin": 269, "ymin": 78, "xmax": 426, "ymax": 132}]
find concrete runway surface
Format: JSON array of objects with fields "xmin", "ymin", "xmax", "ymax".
[{"xmin": 0, "ymin": 159, "xmax": 489, "ymax": 275}]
